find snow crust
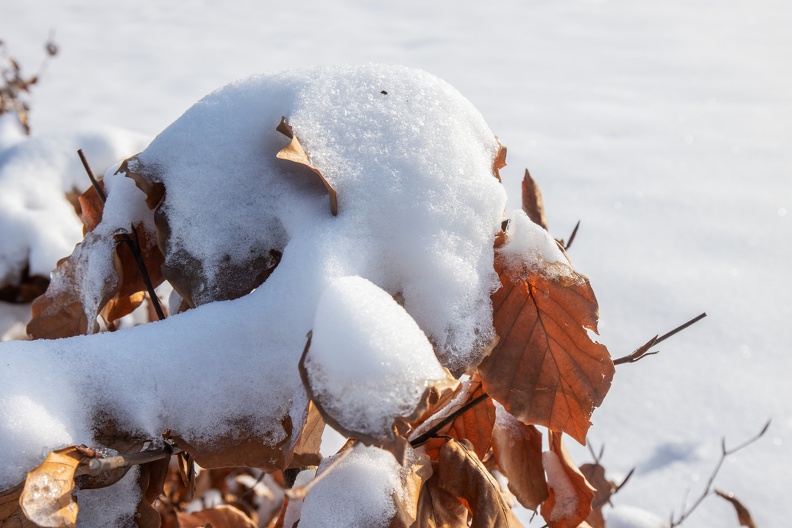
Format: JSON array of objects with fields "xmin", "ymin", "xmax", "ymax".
[
  {"xmin": 541, "ymin": 451, "xmax": 579, "ymax": 522},
  {"xmin": 298, "ymin": 444, "xmax": 401, "ymax": 528},
  {"xmin": 0, "ymin": 64, "xmax": 506, "ymax": 490},
  {"xmin": 498, "ymin": 209, "xmax": 568, "ymax": 274},
  {"xmin": 306, "ymin": 276, "xmax": 448, "ymax": 439}
]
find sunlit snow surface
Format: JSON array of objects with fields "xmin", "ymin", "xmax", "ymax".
[{"xmin": 1, "ymin": 0, "xmax": 791, "ymax": 526}]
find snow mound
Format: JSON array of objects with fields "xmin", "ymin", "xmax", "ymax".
[
  {"xmin": 0, "ymin": 64, "xmax": 507, "ymax": 490},
  {"xmin": 305, "ymin": 276, "xmax": 449, "ymax": 440},
  {"xmin": 0, "ymin": 127, "xmax": 149, "ymax": 287},
  {"xmin": 298, "ymin": 444, "xmax": 402, "ymax": 528}
]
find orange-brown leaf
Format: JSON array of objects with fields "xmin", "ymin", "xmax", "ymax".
[
  {"xmin": 540, "ymin": 432, "xmax": 595, "ymax": 528},
  {"xmin": 0, "ymin": 484, "xmax": 36, "ymax": 528},
  {"xmin": 276, "ymin": 117, "xmax": 338, "ymax": 216},
  {"xmin": 78, "ymin": 182, "xmax": 106, "ymax": 233},
  {"xmin": 176, "ymin": 505, "xmax": 257, "ymax": 528},
  {"xmin": 479, "ymin": 254, "xmax": 614, "ymax": 444},
  {"xmin": 521, "ymin": 169, "xmax": 548, "ymax": 231},
  {"xmin": 435, "ymin": 439, "xmax": 523, "ymax": 528},
  {"xmin": 493, "ymin": 142, "xmax": 507, "ymax": 182},
  {"xmin": 415, "ymin": 475, "xmax": 469, "ymax": 528},
  {"xmin": 491, "ymin": 406, "xmax": 549, "ymax": 510},
  {"xmin": 289, "ymin": 400, "xmax": 326, "ymax": 468},
  {"xmin": 19, "ymin": 446, "xmax": 93, "ymax": 528},
  {"xmin": 715, "ymin": 489, "xmax": 757, "ymax": 528},
  {"xmin": 389, "ymin": 449, "xmax": 433, "ymax": 528},
  {"xmin": 578, "ymin": 463, "xmax": 614, "ymax": 528}
]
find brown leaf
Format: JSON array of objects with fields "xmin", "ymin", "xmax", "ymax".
[
  {"xmin": 27, "ymin": 235, "xmax": 112, "ymax": 339},
  {"xmin": 78, "ymin": 181, "xmax": 106, "ymax": 233},
  {"xmin": 435, "ymin": 439, "xmax": 523, "ymax": 528},
  {"xmin": 578, "ymin": 464, "xmax": 614, "ymax": 528},
  {"xmin": 521, "ymin": 169, "xmax": 548, "ymax": 231},
  {"xmin": 0, "ymin": 484, "xmax": 37, "ymax": 528},
  {"xmin": 289, "ymin": 400, "xmax": 325, "ymax": 468},
  {"xmin": 389, "ymin": 449, "xmax": 433, "ymax": 528},
  {"xmin": 491, "ymin": 405, "xmax": 549, "ymax": 510},
  {"xmin": 540, "ymin": 432, "xmax": 595, "ymax": 528},
  {"xmin": 415, "ymin": 476, "xmax": 469, "ymax": 528},
  {"xmin": 176, "ymin": 505, "xmax": 257, "ymax": 528},
  {"xmin": 715, "ymin": 489, "xmax": 757, "ymax": 528},
  {"xmin": 276, "ymin": 117, "xmax": 338, "ymax": 216},
  {"xmin": 479, "ymin": 251, "xmax": 614, "ymax": 444},
  {"xmin": 493, "ymin": 142, "xmax": 507, "ymax": 182},
  {"xmin": 19, "ymin": 446, "xmax": 94, "ymax": 528}
]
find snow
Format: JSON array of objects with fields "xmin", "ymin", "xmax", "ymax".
[
  {"xmin": 499, "ymin": 209, "xmax": 569, "ymax": 272},
  {"xmin": 0, "ymin": 125, "xmax": 148, "ymax": 286},
  {"xmin": 542, "ymin": 451, "xmax": 580, "ymax": 523},
  {"xmin": 306, "ymin": 276, "xmax": 448, "ymax": 440},
  {"xmin": 1, "ymin": 0, "xmax": 790, "ymax": 526},
  {"xmin": 298, "ymin": 444, "xmax": 401, "ymax": 528}
]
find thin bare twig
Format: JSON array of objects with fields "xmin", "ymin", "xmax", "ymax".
[
  {"xmin": 668, "ymin": 420, "xmax": 770, "ymax": 527},
  {"xmin": 77, "ymin": 150, "xmax": 165, "ymax": 321},
  {"xmin": 80, "ymin": 443, "xmax": 181, "ymax": 476},
  {"xmin": 614, "ymin": 313, "xmax": 707, "ymax": 365},
  {"xmin": 564, "ymin": 220, "xmax": 581, "ymax": 250},
  {"xmin": 409, "ymin": 392, "xmax": 490, "ymax": 447}
]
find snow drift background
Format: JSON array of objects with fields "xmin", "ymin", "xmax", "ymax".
[{"xmin": 1, "ymin": 0, "xmax": 789, "ymax": 526}]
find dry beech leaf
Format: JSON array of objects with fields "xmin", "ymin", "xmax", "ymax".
[
  {"xmin": 78, "ymin": 181, "xmax": 106, "ymax": 234},
  {"xmin": 435, "ymin": 439, "xmax": 523, "ymax": 528},
  {"xmin": 123, "ymin": 155, "xmax": 282, "ymax": 308},
  {"xmin": 420, "ymin": 374, "xmax": 495, "ymax": 462},
  {"xmin": 389, "ymin": 449, "xmax": 433, "ymax": 528},
  {"xmin": 479, "ymin": 251, "xmax": 614, "ymax": 444},
  {"xmin": 276, "ymin": 116, "xmax": 338, "ymax": 216},
  {"xmin": 491, "ymin": 407, "xmax": 548, "ymax": 511},
  {"xmin": 27, "ymin": 233, "xmax": 114, "ymax": 339},
  {"xmin": 20, "ymin": 446, "xmax": 95, "ymax": 528},
  {"xmin": 493, "ymin": 142, "xmax": 507, "ymax": 182},
  {"xmin": 521, "ymin": 169, "xmax": 548, "ymax": 231},
  {"xmin": 415, "ymin": 475, "xmax": 469, "ymax": 528},
  {"xmin": 579, "ymin": 463, "xmax": 615, "ymax": 528},
  {"xmin": 715, "ymin": 489, "xmax": 757, "ymax": 528},
  {"xmin": 176, "ymin": 505, "xmax": 257, "ymax": 528},
  {"xmin": 289, "ymin": 400, "xmax": 325, "ymax": 468},
  {"xmin": 541, "ymin": 432, "xmax": 595, "ymax": 528},
  {"xmin": 0, "ymin": 483, "xmax": 37, "ymax": 528}
]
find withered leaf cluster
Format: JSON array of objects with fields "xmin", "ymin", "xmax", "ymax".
[{"xmin": 4, "ymin": 122, "xmax": 627, "ymax": 528}]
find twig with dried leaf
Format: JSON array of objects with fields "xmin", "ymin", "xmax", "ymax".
[{"xmin": 669, "ymin": 420, "xmax": 770, "ymax": 527}]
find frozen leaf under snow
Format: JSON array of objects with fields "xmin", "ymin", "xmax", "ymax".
[{"xmin": 541, "ymin": 432, "xmax": 595, "ymax": 528}]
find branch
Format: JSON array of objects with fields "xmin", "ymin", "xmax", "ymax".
[
  {"xmin": 668, "ymin": 420, "xmax": 770, "ymax": 526},
  {"xmin": 77, "ymin": 150, "xmax": 166, "ymax": 321},
  {"xmin": 614, "ymin": 313, "xmax": 707, "ymax": 365},
  {"xmin": 80, "ymin": 443, "xmax": 181, "ymax": 476},
  {"xmin": 564, "ymin": 220, "xmax": 580, "ymax": 250},
  {"xmin": 409, "ymin": 392, "xmax": 490, "ymax": 447}
]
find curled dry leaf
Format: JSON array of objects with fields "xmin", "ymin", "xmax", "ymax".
[
  {"xmin": 714, "ymin": 489, "xmax": 757, "ymax": 528},
  {"xmin": 479, "ymin": 248, "xmax": 614, "ymax": 444},
  {"xmin": 578, "ymin": 463, "xmax": 615, "ymax": 528},
  {"xmin": 492, "ymin": 141, "xmax": 507, "ymax": 182},
  {"xmin": 0, "ymin": 484, "xmax": 36, "ymax": 528},
  {"xmin": 491, "ymin": 404, "xmax": 549, "ymax": 511},
  {"xmin": 521, "ymin": 169, "xmax": 548, "ymax": 231},
  {"xmin": 176, "ymin": 504, "xmax": 257, "ymax": 528},
  {"xmin": 19, "ymin": 446, "xmax": 96, "ymax": 528},
  {"xmin": 415, "ymin": 475, "xmax": 469, "ymax": 528},
  {"xmin": 541, "ymin": 432, "xmax": 595, "ymax": 528},
  {"xmin": 435, "ymin": 439, "xmax": 523, "ymax": 528},
  {"xmin": 289, "ymin": 400, "xmax": 325, "ymax": 468},
  {"xmin": 276, "ymin": 117, "xmax": 338, "ymax": 216},
  {"xmin": 389, "ymin": 449, "xmax": 433, "ymax": 528}
]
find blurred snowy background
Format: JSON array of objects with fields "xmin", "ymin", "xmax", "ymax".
[{"xmin": 1, "ymin": 0, "xmax": 790, "ymax": 525}]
